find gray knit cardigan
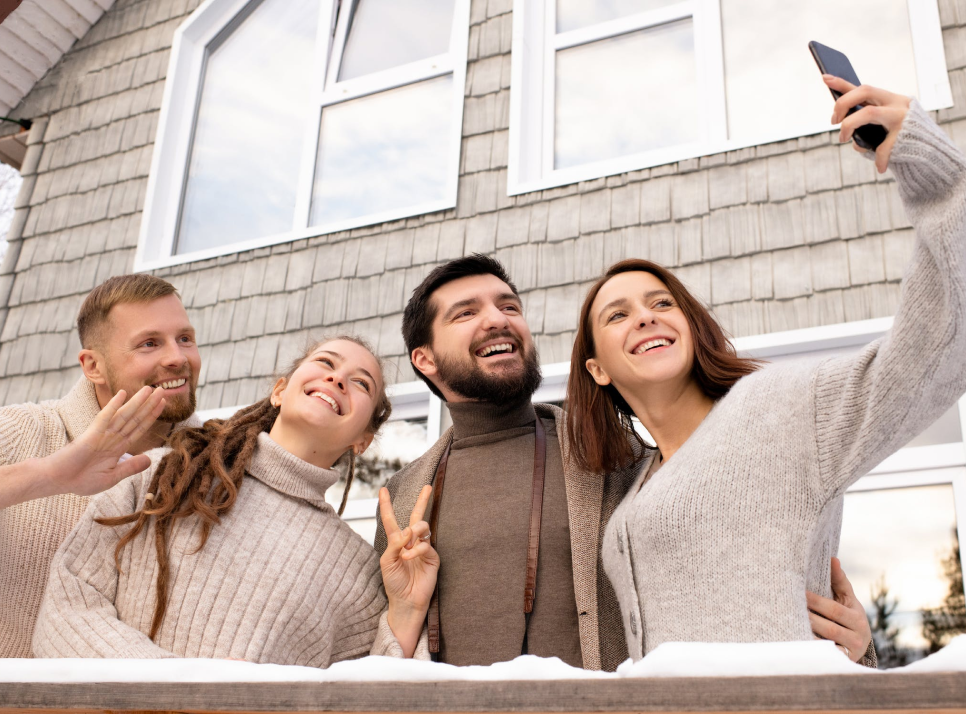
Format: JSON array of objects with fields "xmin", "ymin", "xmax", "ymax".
[{"xmin": 603, "ymin": 101, "xmax": 966, "ymax": 660}]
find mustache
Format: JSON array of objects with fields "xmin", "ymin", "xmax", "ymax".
[{"xmin": 470, "ymin": 330, "xmax": 522, "ymax": 353}]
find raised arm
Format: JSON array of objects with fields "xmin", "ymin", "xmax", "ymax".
[
  {"xmin": 813, "ymin": 79, "xmax": 966, "ymax": 493},
  {"xmin": 0, "ymin": 386, "xmax": 165, "ymax": 509},
  {"xmin": 32, "ymin": 472, "xmax": 176, "ymax": 659}
]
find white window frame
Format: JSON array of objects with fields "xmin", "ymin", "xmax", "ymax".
[
  {"xmin": 135, "ymin": 0, "xmax": 470, "ymax": 272},
  {"xmin": 508, "ymin": 0, "xmax": 953, "ymax": 195}
]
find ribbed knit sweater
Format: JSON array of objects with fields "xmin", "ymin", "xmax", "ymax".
[
  {"xmin": 603, "ymin": 101, "xmax": 966, "ymax": 659},
  {"xmin": 33, "ymin": 432, "xmax": 386, "ymax": 666}
]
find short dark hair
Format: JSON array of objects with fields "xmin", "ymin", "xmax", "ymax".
[{"xmin": 402, "ymin": 254, "xmax": 519, "ymax": 397}]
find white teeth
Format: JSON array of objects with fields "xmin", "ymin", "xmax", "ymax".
[
  {"xmin": 477, "ymin": 342, "xmax": 514, "ymax": 357},
  {"xmin": 156, "ymin": 378, "xmax": 186, "ymax": 389},
  {"xmin": 308, "ymin": 391, "xmax": 340, "ymax": 414},
  {"xmin": 634, "ymin": 339, "xmax": 672, "ymax": 355}
]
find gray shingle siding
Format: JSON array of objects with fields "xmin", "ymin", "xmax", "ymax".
[{"xmin": 2, "ymin": 0, "xmax": 966, "ymax": 408}]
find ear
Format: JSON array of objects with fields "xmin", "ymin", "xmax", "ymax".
[
  {"xmin": 78, "ymin": 349, "xmax": 108, "ymax": 386},
  {"xmin": 410, "ymin": 346, "xmax": 438, "ymax": 379},
  {"xmin": 270, "ymin": 377, "xmax": 287, "ymax": 408},
  {"xmin": 585, "ymin": 357, "xmax": 612, "ymax": 387},
  {"xmin": 351, "ymin": 430, "xmax": 375, "ymax": 456}
]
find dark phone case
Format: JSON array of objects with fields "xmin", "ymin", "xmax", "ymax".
[{"xmin": 808, "ymin": 41, "xmax": 887, "ymax": 151}]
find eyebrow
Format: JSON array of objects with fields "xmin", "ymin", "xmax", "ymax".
[
  {"xmin": 317, "ymin": 350, "xmax": 376, "ymax": 385},
  {"xmin": 597, "ymin": 290, "xmax": 673, "ymax": 321},
  {"xmin": 442, "ymin": 292, "xmax": 522, "ymax": 321},
  {"xmin": 129, "ymin": 326, "xmax": 195, "ymax": 343}
]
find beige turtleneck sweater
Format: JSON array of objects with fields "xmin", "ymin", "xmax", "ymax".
[{"xmin": 33, "ymin": 432, "xmax": 386, "ymax": 666}]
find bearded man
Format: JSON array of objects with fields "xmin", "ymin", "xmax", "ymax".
[
  {"xmin": 0, "ymin": 273, "xmax": 201, "ymax": 657},
  {"xmin": 374, "ymin": 254, "xmax": 876, "ymax": 671}
]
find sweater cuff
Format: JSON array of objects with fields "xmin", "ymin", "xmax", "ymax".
[
  {"xmin": 859, "ymin": 639, "xmax": 878, "ymax": 669},
  {"xmin": 369, "ymin": 610, "xmax": 431, "ymax": 660},
  {"xmin": 889, "ymin": 99, "xmax": 966, "ymax": 202}
]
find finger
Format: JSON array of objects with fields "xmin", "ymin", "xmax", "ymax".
[
  {"xmin": 829, "ymin": 558, "xmax": 857, "ymax": 602},
  {"xmin": 809, "ymin": 612, "xmax": 862, "ymax": 653},
  {"xmin": 875, "ymin": 132, "xmax": 899, "ymax": 174},
  {"xmin": 806, "ymin": 591, "xmax": 860, "ymax": 629},
  {"xmin": 410, "ymin": 484, "xmax": 433, "ymax": 525},
  {"xmin": 378, "ymin": 487, "xmax": 401, "ymax": 537},
  {"xmin": 401, "ymin": 541, "xmax": 437, "ymax": 562},
  {"xmin": 839, "ymin": 106, "xmax": 882, "ymax": 145},
  {"xmin": 408, "ymin": 520, "xmax": 430, "ymax": 549},
  {"xmin": 121, "ymin": 389, "xmax": 166, "ymax": 442},
  {"xmin": 823, "ymin": 74, "xmax": 857, "ymax": 97},
  {"xmin": 830, "ymin": 83, "xmax": 879, "ymax": 124},
  {"xmin": 88, "ymin": 390, "xmax": 128, "ymax": 434},
  {"xmin": 108, "ymin": 454, "xmax": 152, "ymax": 486}
]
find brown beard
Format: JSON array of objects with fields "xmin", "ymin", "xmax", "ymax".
[
  {"xmin": 435, "ymin": 333, "xmax": 543, "ymax": 404},
  {"xmin": 104, "ymin": 363, "xmax": 197, "ymax": 424}
]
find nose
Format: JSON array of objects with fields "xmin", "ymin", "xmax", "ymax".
[
  {"xmin": 161, "ymin": 340, "xmax": 188, "ymax": 369},
  {"xmin": 325, "ymin": 371, "xmax": 346, "ymax": 392},
  {"xmin": 636, "ymin": 305, "xmax": 658, "ymax": 328},
  {"xmin": 480, "ymin": 302, "xmax": 510, "ymax": 330}
]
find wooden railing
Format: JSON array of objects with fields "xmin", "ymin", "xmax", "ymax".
[{"xmin": 1, "ymin": 672, "xmax": 966, "ymax": 714}]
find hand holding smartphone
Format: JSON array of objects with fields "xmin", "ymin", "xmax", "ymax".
[{"xmin": 808, "ymin": 41, "xmax": 888, "ymax": 151}]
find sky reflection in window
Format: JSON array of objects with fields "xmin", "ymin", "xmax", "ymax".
[
  {"xmin": 338, "ymin": 0, "xmax": 455, "ymax": 81},
  {"xmin": 176, "ymin": 0, "xmax": 318, "ymax": 255},
  {"xmin": 554, "ymin": 20, "xmax": 697, "ymax": 170},
  {"xmin": 310, "ymin": 76, "xmax": 452, "ymax": 226},
  {"xmin": 721, "ymin": 0, "xmax": 918, "ymax": 144},
  {"xmin": 556, "ymin": 0, "xmax": 678, "ymax": 33},
  {"xmin": 839, "ymin": 483, "xmax": 960, "ymax": 660}
]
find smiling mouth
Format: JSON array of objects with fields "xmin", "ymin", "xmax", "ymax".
[
  {"xmin": 633, "ymin": 338, "xmax": 674, "ymax": 355},
  {"xmin": 307, "ymin": 391, "xmax": 341, "ymax": 415},
  {"xmin": 152, "ymin": 378, "xmax": 187, "ymax": 390},
  {"xmin": 476, "ymin": 342, "xmax": 517, "ymax": 358}
]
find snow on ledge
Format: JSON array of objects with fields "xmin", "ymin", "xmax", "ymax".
[{"xmin": 3, "ymin": 638, "xmax": 965, "ymax": 683}]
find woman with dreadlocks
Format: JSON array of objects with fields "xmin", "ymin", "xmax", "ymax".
[{"xmin": 33, "ymin": 337, "xmax": 400, "ymax": 666}]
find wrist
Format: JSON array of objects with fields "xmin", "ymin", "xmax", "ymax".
[{"xmin": 387, "ymin": 600, "xmax": 428, "ymax": 631}]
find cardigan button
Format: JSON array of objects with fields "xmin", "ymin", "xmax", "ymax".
[
  {"xmin": 617, "ymin": 530, "xmax": 625, "ymax": 554},
  {"xmin": 629, "ymin": 611, "xmax": 638, "ymax": 636}
]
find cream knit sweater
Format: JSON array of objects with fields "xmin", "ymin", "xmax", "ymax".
[
  {"xmin": 33, "ymin": 432, "xmax": 386, "ymax": 666},
  {"xmin": 603, "ymin": 102, "xmax": 966, "ymax": 659},
  {"xmin": 0, "ymin": 379, "xmax": 106, "ymax": 658}
]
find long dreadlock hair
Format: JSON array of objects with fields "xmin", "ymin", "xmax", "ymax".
[{"xmin": 95, "ymin": 335, "xmax": 392, "ymax": 640}]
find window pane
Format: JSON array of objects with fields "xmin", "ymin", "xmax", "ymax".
[
  {"xmin": 554, "ymin": 20, "xmax": 697, "ymax": 170},
  {"xmin": 329, "ymin": 418, "xmax": 430, "ymax": 502},
  {"xmin": 176, "ymin": 0, "xmax": 318, "ymax": 255},
  {"xmin": 338, "ymin": 0, "xmax": 455, "ymax": 81},
  {"xmin": 556, "ymin": 0, "xmax": 679, "ymax": 33},
  {"xmin": 310, "ymin": 76, "xmax": 453, "ymax": 226},
  {"xmin": 839, "ymin": 483, "xmax": 964, "ymax": 666},
  {"xmin": 721, "ymin": 0, "xmax": 918, "ymax": 145}
]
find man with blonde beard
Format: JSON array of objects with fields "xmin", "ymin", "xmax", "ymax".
[{"xmin": 0, "ymin": 273, "xmax": 201, "ymax": 657}]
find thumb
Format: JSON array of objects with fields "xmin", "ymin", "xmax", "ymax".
[{"xmin": 111, "ymin": 454, "xmax": 152, "ymax": 484}]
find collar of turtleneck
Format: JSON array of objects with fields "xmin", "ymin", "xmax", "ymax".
[
  {"xmin": 447, "ymin": 399, "xmax": 537, "ymax": 443},
  {"xmin": 247, "ymin": 432, "xmax": 341, "ymax": 510}
]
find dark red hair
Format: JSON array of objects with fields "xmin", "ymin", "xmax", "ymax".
[{"xmin": 566, "ymin": 259, "xmax": 762, "ymax": 473}]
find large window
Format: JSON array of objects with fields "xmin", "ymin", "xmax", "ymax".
[
  {"xmin": 508, "ymin": 0, "xmax": 952, "ymax": 193},
  {"xmin": 137, "ymin": 0, "xmax": 470, "ymax": 270}
]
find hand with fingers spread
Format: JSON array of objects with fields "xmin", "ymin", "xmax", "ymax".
[
  {"xmin": 0, "ymin": 386, "xmax": 166, "ymax": 509},
  {"xmin": 807, "ymin": 557, "xmax": 873, "ymax": 663},
  {"xmin": 824, "ymin": 75, "xmax": 912, "ymax": 174},
  {"xmin": 379, "ymin": 484, "xmax": 439, "ymax": 658}
]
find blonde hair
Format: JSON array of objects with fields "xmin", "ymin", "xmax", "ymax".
[{"xmin": 77, "ymin": 274, "xmax": 179, "ymax": 348}]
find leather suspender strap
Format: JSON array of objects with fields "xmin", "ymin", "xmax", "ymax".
[
  {"xmin": 426, "ymin": 416, "xmax": 548, "ymax": 657},
  {"xmin": 426, "ymin": 443, "xmax": 450, "ymax": 655}
]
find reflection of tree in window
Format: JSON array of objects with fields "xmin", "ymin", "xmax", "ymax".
[
  {"xmin": 333, "ymin": 418, "xmax": 429, "ymax": 500},
  {"xmin": 869, "ymin": 576, "xmax": 908, "ymax": 668},
  {"xmin": 921, "ymin": 529, "xmax": 966, "ymax": 653}
]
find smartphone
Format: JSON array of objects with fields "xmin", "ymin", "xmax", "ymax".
[{"xmin": 808, "ymin": 41, "xmax": 887, "ymax": 151}]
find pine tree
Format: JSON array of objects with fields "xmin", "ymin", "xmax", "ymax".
[
  {"xmin": 921, "ymin": 529, "xmax": 966, "ymax": 653},
  {"xmin": 869, "ymin": 575, "xmax": 907, "ymax": 668}
]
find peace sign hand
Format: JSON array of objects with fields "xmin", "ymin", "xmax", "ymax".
[{"xmin": 379, "ymin": 485, "xmax": 439, "ymax": 658}]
